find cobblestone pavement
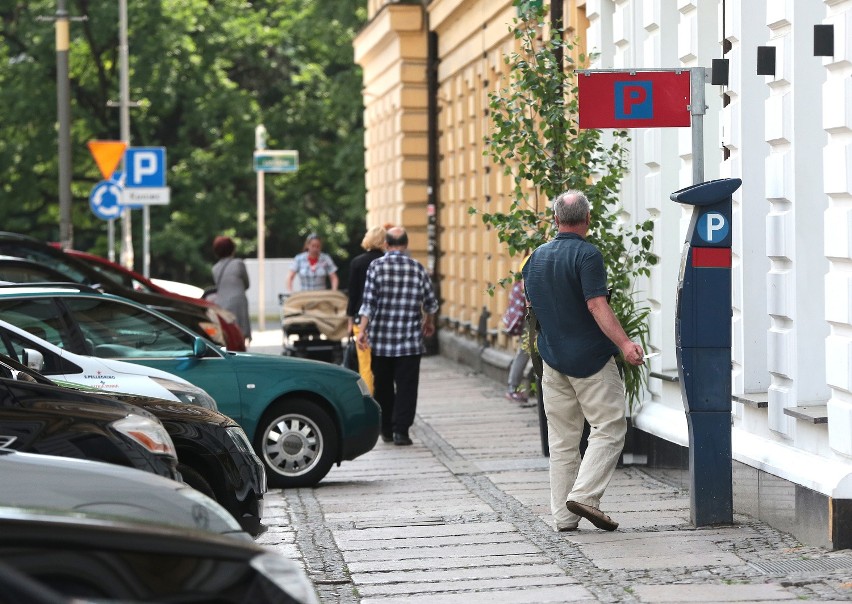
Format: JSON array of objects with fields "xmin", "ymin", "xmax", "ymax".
[{"xmin": 249, "ymin": 332, "xmax": 852, "ymax": 603}]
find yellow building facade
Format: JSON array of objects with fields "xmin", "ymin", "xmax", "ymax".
[{"xmin": 354, "ymin": 0, "xmax": 588, "ymax": 345}]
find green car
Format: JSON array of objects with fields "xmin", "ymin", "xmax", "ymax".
[{"xmin": 0, "ymin": 284, "xmax": 381, "ymax": 487}]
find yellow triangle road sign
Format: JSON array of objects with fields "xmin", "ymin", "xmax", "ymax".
[{"xmin": 87, "ymin": 140, "xmax": 127, "ymax": 180}]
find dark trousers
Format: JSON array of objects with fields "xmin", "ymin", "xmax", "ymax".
[{"xmin": 371, "ymin": 354, "xmax": 422, "ymax": 436}]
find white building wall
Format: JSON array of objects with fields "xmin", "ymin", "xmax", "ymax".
[
  {"xmin": 589, "ymin": 0, "xmax": 852, "ymax": 498},
  {"xmin": 824, "ymin": 0, "xmax": 852, "ymax": 458}
]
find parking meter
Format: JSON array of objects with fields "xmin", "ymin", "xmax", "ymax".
[{"xmin": 671, "ymin": 177, "xmax": 742, "ymax": 527}]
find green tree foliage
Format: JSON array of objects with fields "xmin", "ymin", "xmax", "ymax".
[
  {"xmin": 475, "ymin": 0, "xmax": 656, "ymax": 410},
  {"xmin": 0, "ymin": 0, "xmax": 367, "ymax": 285}
]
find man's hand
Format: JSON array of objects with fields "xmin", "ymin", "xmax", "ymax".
[
  {"xmin": 621, "ymin": 341, "xmax": 645, "ymax": 366},
  {"xmin": 422, "ymin": 315, "xmax": 435, "ymax": 338},
  {"xmin": 356, "ymin": 329, "xmax": 370, "ymax": 351}
]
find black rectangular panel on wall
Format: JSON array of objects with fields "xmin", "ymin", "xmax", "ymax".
[
  {"xmin": 814, "ymin": 24, "xmax": 834, "ymax": 57},
  {"xmin": 711, "ymin": 58, "xmax": 730, "ymax": 86},
  {"xmin": 756, "ymin": 46, "xmax": 776, "ymax": 76}
]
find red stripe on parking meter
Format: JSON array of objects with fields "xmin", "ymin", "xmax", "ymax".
[{"xmin": 692, "ymin": 247, "xmax": 731, "ymax": 268}]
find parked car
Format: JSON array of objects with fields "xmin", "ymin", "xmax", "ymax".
[
  {"xmin": 0, "ymin": 353, "xmax": 266, "ymax": 535},
  {"xmin": 0, "ymin": 256, "xmax": 78, "ymax": 284},
  {"xmin": 0, "ymin": 232, "xmax": 237, "ymax": 349},
  {"xmin": 61, "ymin": 247, "xmax": 246, "ymax": 351},
  {"xmin": 0, "ymin": 356, "xmax": 179, "ymax": 480},
  {"xmin": 0, "ymin": 317, "xmax": 218, "ymax": 409},
  {"xmin": 0, "ymin": 447, "xmax": 246, "ymax": 537},
  {"xmin": 0, "ymin": 507, "xmax": 319, "ymax": 603},
  {"xmin": 0, "ymin": 284, "xmax": 381, "ymax": 487}
]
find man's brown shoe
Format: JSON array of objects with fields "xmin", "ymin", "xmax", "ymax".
[{"xmin": 566, "ymin": 500, "xmax": 618, "ymax": 531}]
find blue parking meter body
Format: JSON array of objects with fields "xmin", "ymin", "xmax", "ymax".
[{"xmin": 671, "ymin": 177, "xmax": 742, "ymax": 527}]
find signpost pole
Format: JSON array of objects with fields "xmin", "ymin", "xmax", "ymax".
[
  {"xmin": 256, "ymin": 125, "xmax": 267, "ymax": 332},
  {"xmin": 55, "ymin": 0, "xmax": 73, "ymax": 250},
  {"xmin": 118, "ymin": 0, "xmax": 133, "ymax": 270},
  {"xmin": 690, "ymin": 67, "xmax": 707, "ymax": 186}
]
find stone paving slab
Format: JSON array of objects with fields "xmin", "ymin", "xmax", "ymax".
[
  {"xmin": 334, "ymin": 521, "xmax": 520, "ymax": 545},
  {"xmin": 360, "ymin": 585, "xmax": 596, "ymax": 603},
  {"xmin": 356, "ymin": 574, "xmax": 581, "ymax": 597},
  {"xmin": 342, "ymin": 540, "xmax": 541, "ymax": 562},
  {"xmin": 348, "ymin": 552, "xmax": 552, "ymax": 573},
  {"xmin": 353, "ymin": 562, "xmax": 568, "ymax": 585},
  {"xmin": 336, "ymin": 532, "xmax": 529, "ymax": 552},
  {"xmin": 632, "ymin": 583, "xmax": 798, "ymax": 602}
]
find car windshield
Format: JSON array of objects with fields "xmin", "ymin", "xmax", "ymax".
[
  {"xmin": 0, "ymin": 296, "xmax": 200, "ymax": 359},
  {"xmin": 61, "ymin": 297, "xmax": 199, "ymax": 359}
]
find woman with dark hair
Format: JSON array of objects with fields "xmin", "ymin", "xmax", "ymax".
[
  {"xmin": 287, "ymin": 233, "xmax": 339, "ymax": 292},
  {"xmin": 211, "ymin": 236, "xmax": 251, "ymax": 345}
]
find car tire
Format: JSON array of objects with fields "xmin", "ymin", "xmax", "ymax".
[
  {"xmin": 255, "ymin": 399, "xmax": 338, "ymax": 488},
  {"xmin": 178, "ymin": 463, "xmax": 216, "ymax": 500}
]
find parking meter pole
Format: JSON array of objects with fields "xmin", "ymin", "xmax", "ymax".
[{"xmin": 671, "ymin": 177, "xmax": 741, "ymax": 527}]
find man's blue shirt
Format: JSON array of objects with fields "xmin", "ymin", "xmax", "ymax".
[{"xmin": 522, "ymin": 232, "xmax": 618, "ymax": 377}]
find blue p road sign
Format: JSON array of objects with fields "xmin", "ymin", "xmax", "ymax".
[
  {"xmin": 125, "ymin": 147, "xmax": 166, "ymax": 188},
  {"xmin": 89, "ymin": 180, "xmax": 123, "ymax": 221}
]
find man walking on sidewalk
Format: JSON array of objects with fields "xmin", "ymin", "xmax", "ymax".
[
  {"xmin": 357, "ymin": 226, "xmax": 439, "ymax": 446},
  {"xmin": 523, "ymin": 190, "xmax": 645, "ymax": 532}
]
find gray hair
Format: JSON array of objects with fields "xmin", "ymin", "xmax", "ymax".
[{"xmin": 552, "ymin": 190, "xmax": 590, "ymax": 226}]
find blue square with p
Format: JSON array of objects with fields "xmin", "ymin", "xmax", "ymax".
[{"xmin": 615, "ymin": 81, "xmax": 653, "ymax": 120}]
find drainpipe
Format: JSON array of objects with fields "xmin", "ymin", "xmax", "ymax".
[{"xmin": 425, "ymin": 24, "xmax": 441, "ymax": 356}]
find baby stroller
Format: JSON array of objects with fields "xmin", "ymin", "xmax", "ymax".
[{"xmin": 279, "ymin": 290, "xmax": 349, "ymax": 363}]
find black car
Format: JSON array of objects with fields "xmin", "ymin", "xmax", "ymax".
[
  {"xmin": 0, "ymin": 507, "xmax": 319, "ymax": 603},
  {"xmin": 0, "ymin": 232, "xmax": 227, "ymax": 346},
  {"xmin": 0, "ymin": 354, "xmax": 266, "ymax": 536},
  {"xmin": 0, "ymin": 358, "xmax": 180, "ymax": 481}
]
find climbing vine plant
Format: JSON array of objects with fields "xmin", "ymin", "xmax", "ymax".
[{"xmin": 473, "ymin": 0, "xmax": 657, "ymax": 411}]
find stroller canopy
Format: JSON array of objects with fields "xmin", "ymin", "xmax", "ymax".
[{"xmin": 281, "ymin": 290, "xmax": 349, "ymax": 341}]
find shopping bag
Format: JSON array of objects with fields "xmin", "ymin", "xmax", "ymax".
[{"xmin": 341, "ymin": 338, "xmax": 359, "ymax": 372}]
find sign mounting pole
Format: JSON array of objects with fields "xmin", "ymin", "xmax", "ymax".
[{"xmin": 690, "ymin": 67, "xmax": 707, "ymax": 186}]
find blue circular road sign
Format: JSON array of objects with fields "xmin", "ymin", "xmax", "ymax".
[{"xmin": 89, "ymin": 180, "xmax": 123, "ymax": 221}]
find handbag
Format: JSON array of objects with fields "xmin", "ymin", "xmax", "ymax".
[
  {"xmin": 341, "ymin": 337, "xmax": 359, "ymax": 372},
  {"xmin": 502, "ymin": 282, "xmax": 526, "ymax": 336}
]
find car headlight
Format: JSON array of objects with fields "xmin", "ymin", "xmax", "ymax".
[
  {"xmin": 226, "ymin": 427, "xmax": 267, "ymax": 493},
  {"xmin": 356, "ymin": 377, "xmax": 371, "ymax": 397},
  {"xmin": 150, "ymin": 376, "xmax": 218, "ymax": 411},
  {"xmin": 250, "ymin": 553, "xmax": 319, "ymax": 604},
  {"xmin": 112, "ymin": 413, "xmax": 177, "ymax": 458},
  {"xmin": 226, "ymin": 426, "xmax": 254, "ymax": 455}
]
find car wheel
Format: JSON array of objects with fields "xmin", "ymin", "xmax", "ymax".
[
  {"xmin": 178, "ymin": 464, "xmax": 216, "ymax": 500},
  {"xmin": 256, "ymin": 399, "xmax": 338, "ymax": 488}
]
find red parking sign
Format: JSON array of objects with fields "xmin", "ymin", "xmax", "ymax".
[{"xmin": 578, "ymin": 70, "xmax": 691, "ymax": 129}]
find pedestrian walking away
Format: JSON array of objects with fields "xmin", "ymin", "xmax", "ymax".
[
  {"xmin": 287, "ymin": 233, "xmax": 339, "ymax": 292},
  {"xmin": 502, "ymin": 277, "xmax": 533, "ymax": 406},
  {"xmin": 211, "ymin": 235, "xmax": 252, "ymax": 346},
  {"xmin": 346, "ymin": 225, "xmax": 387, "ymax": 394},
  {"xmin": 356, "ymin": 226, "xmax": 439, "ymax": 446},
  {"xmin": 523, "ymin": 190, "xmax": 644, "ymax": 533}
]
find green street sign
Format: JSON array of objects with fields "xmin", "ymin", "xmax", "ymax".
[{"xmin": 253, "ymin": 150, "xmax": 299, "ymax": 173}]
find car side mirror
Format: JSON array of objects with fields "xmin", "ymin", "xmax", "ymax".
[
  {"xmin": 21, "ymin": 348, "xmax": 45, "ymax": 372},
  {"xmin": 192, "ymin": 337, "xmax": 208, "ymax": 358}
]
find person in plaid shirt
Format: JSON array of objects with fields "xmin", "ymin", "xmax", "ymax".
[{"xmin": 356, "ymin": 226, "xmax": 439, "ymax": 446}]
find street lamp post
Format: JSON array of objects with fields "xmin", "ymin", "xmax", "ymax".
[
  {"xmin": 256, "ymin": 124, "xmax": 267, "ymax": 331},
  {"xmin": 55, "ymin": 0, "xmax": 72, "ymax": 249}
]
